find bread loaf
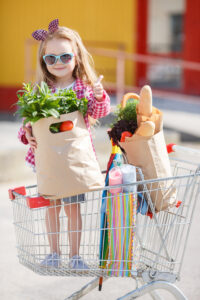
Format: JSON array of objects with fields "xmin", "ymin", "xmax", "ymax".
[
  {"xmin": 138, "ymin": 85, "xmax": 152, "ymax": 117},
  {"xmin": 135, "ymin": 121, "xmax": 155, "ymax": 137}
]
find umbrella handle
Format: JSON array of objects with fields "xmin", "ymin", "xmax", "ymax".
[{"xmin": 121, "ymin": 93, "xmax": 140, "ymax": 108}]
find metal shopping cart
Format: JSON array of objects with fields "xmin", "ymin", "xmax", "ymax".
[{"xmin": 8, "ymin": 144, "xmax": 200, "ymax": 300}]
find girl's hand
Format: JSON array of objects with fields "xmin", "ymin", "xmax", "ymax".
[
  {"xmin": 23, "ymin": 126, "xmax": 37, "ymax": 152},
  {"xmin": 93, "ymin": 75, "xmax": 104, "ymax": 101}
]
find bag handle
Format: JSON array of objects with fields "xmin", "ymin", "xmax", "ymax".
[{"xmin": 121, "ymin": 93, "xmax": 140, "ymax": 108}]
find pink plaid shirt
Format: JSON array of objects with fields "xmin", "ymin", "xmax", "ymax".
[{"xmin": 18, "ymin": 78, "xmax": 110, "ymax": 169}]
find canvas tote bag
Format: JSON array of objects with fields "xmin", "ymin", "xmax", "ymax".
[
  {"xmin": 32, "ymin": 111, "xmax": 104, "ymax": 200},
  {"xmin": 119, "ymin": 93, "xmax": 176, "ymax": 211}
]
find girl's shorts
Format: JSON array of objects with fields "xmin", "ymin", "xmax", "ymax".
[{"xmin": 62, "ymin": 194, "xmax": 85, "ymax": 204}]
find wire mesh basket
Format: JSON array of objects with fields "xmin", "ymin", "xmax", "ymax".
[{"xmin": 9, "ymin": 156, "xmax": 200, "ymax": 283}]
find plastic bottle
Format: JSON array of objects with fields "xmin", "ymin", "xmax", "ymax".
[
  {"xmin": 120, "ymin": 164, "xmax": 137, "ymax": 193},
  {"xmin": 109, "ymin": 167, "xmax": 123, "ymax": 194}
]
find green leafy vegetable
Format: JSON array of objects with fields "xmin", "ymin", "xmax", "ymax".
[
  {"xmin": 108, "ymin": 98, "xmax": 138, "ymax": 146},
  {"xmin": 15, "ymin": 82, "xmax": 88, "ymax": 125},
  {"xmin": 111, "ymin": 98, "xmax": 138, "ymax": 128}
]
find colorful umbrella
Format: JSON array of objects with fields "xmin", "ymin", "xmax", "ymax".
[
  {"xmin": 99, "ymin": 142, "xmax": 122, "ymax": 265},
  {"xmin": 99, "ymin": 140, "xmax": 137, "ymax": 286},
  {"xmin": 106, "ymin": 191, "xmax": 137, "ymax": 276},
  {"xmin": 99, "ymin": 141, "xmax": 122, "ymax": 289}
]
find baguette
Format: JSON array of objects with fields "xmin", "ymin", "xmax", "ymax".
[
  {"xmin": 135, "ymin": 121, "xmax": 155, "ymax": 137},
  {"xmin": 138, "ymin": 85, "xmax": 152, "ymax": 117}
]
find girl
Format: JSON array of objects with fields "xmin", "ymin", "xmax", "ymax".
[{"xmin": 18, "ymin": 19, "xmax": 110, "ymax": 270}]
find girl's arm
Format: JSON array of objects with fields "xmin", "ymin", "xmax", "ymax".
[
  {"xmin": 86, "ymin": 86, "xmax": 110, "ymax": 119},
  {"xmin": 18, "ymin": 124, "xmax": 30, "ymax": 144},
  {"xmin": 18, "ymin": 123, "xmax": 37, "ymax": 151}
]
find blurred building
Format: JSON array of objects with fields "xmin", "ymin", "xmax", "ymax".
[
  {"xmin": 0, "ymin": 0, "xmax": 199, "ymax": 113},
  {"xmin": 137, "ymin": 0, "xmax": 200, "ymax": 95}
]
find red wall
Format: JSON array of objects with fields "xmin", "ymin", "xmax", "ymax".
[
  {"xmin": 183, "ymin": 0, "xmax": 200, "ymax": 95},
  {"xmin": 0, "ymin": 87, "xmax": 20, "ymax": 112},
  {"xmin": 135, "ymin": 0, "xmax": 148, "ymax": 86}
]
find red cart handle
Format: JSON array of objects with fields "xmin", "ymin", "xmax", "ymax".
[
  {"xmin": 167, "ymin": 143, "xmax": 200, "ymax": 155},
  {"xmin": 8, "ymin": 186, "xmax": 26, "ymax": 200},
  {"xmin": 8, "ymin": 186, "xmax": 50, "ymax": 208},
  {"xmin": 167, "ymin": 143, "xmax": 176, "ymax": 154}
]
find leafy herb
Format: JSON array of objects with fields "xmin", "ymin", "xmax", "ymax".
[
  {"xmin": 111, "ymin": 100, "xmax": 138, "ymax": 127},
  {"xmin": 108, "ymin": 98, "xmax": 138, "ymax": 147},
  {"xmin": 49, "ymin": 122, "xmax": 61, "ymax": 133},
  {"xmin": 16, "ymin": 81, "xmax": 88, "ymax": 125}
]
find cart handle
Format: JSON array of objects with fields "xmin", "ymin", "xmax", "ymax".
[
  {"xmin": 167, "ymin": 143, "xmax": 200, "ymax": 155},
  {"xmin": 8, "ymin": 186, "xmax": 26, "ymax": 200}
]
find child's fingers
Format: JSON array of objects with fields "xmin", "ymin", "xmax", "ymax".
[
  {"xmin": 25, "ymin": 135, "xmax": 37, "ymax": 150},
  {"xmin": 30, "ymin": 139, "xmax": 37, "ymax": 145},
  {"xmin": 30, "ymin": 146, "xmax": 35, "ymax": 153},
  {"xmin": 96, "ymin": 75, "xmax": 104, "ymax": 85},
  {"xmin": 93, "ymin": 76, "xmax": 104, "ymax": 89},
  {"xmin": 30, "ymin": 143, "xmax": 37, "ymax": 151},
  {"xmin": 29, "ymin": 137, "xmax": 37, "ymax": 146},
  {"xmin": 23, "ymin": 126, "xmax": 32, "ymax": 136},
  {"xmin": 94, "ymin": 84, "xmax": 103, "ymax": 93},
  {"xmin": 94, "ymin": 85, "xmax": 103, "ymax": 93},
  {"xmin": 93, "ymin": 75, "xmax": 104, "ymax": 100}
]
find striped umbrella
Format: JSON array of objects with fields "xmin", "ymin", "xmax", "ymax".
[
  {"xmin": 99, "ymin": 140, "xmax": 137, "ymax": 286},
  {"xmin": 99, "ymin": 143, "xmax": 122, "ymax": 264},
  {"xmin": 99, "ymin": 141, "xmax": 122, "ymax": 289}
]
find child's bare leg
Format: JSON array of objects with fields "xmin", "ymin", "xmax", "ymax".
[
  {"xmin": 64, "ymin": 203, "xmax": 82, "ymax": 258},
  {"xmin": 45, "ymin": 199, "xmax": 61, "ymax": 254}
]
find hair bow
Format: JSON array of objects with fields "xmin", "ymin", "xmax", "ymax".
[{"xmin": 32, "ymin": 19, "xmax": 59, "ymax": 41}]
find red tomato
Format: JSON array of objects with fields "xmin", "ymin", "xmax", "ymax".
[
  {"xmin": 60, "ymin": 120, "xmax": 74, "ymax": 132},
  {"xmin": 120, "ymin": 131, "xmax": 133, "ymax": 142}
]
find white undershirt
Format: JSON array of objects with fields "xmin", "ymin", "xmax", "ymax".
[{"xmin": 55, "ymin": 81, "xmax": 75, "ymax": 92}]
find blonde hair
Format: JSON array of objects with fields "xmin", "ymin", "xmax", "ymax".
[{"xmin": 36, "ymin": 26, "xmax": 98, "ymax": 86}]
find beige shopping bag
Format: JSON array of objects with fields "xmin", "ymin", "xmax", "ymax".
[
  {"xmin": 32, "ymin": 111, "xmax": 104, "ymax": 200},
  {"xmin": 119, "ymin": 89, "xmax": 176, "ymax": 211},
  {"xmin": 120, "ymin": 131, "xmax": 176, "ymax": 211}
]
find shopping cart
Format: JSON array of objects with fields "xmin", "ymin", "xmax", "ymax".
[{"xmin": 8, "ymin": 144, "xmax": 200, "ymax": 300}]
